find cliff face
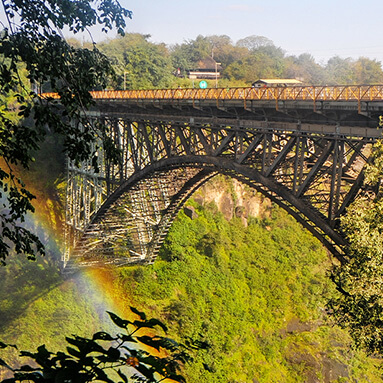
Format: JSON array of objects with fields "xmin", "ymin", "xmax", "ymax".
[{"xmin": 193, "ymin": 175, "xmax": 271, "ymax": 225}]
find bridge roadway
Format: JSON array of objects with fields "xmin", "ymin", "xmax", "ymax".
[
  {"xmin": 61, "ymin": 85, "xmax": 383, "ymax": 269},
  {"xmin": 91, "ymin": 84, "xmax": 383, "ymax": 123}
]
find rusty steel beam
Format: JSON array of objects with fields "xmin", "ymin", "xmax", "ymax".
[{"xmin": 64, "ymin": 96, "xmax": 380, "ymax": 269}]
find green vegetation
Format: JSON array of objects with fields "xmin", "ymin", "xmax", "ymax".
[
  {"xmin": 114, "ymin": 199, "xmax": 381, "ymax": 382},
  {"xmin": 98, "ymin": 34, "xmax": 174, "ymax": 89},
  {"xmin": 1, "ymin": 308, "xmax": 208, "ymax": 383},
  {"xmin": 1, "ymin": 190, "xmax": 382, "ymax": 381},
  {"xmin": 0, "ymin": 0, "xmax": 131, "ymax": 263},
  {"xmin": 3, "ymin": 0, "xmax": 383, "ymax": 379},
  {"xmin": 88, "ymin": 33, "xmax": 383, "ymax": 89},
  {"xmin": 330, "ymin": 137, "xmax": 383, "ymax": 356}
]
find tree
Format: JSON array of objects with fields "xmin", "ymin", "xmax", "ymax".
[
  {"xmin": 325, "ymin": 56, "xmax": 355, "ymax": 84},
  {"xmin": 225, "ymin": 47, "xmax": 285, "ymax": 84},
  {"xmin": 98, "ymin": 34, "xmax": 173, "ymax": 89},
  {"xmin": 172, "ymin": 36, "xmax": 212, "ymax": 69},
  {"xmin": 205, "ymin": 35, "xmax": 248, "ymax": 70},
  {"xmin": 329, "ymin": 136, "xmax": 383, "ymax": 355},
  {"xmin": 0, "ymin": 307, "xmax": 209, "ymax": 382},
  {"xmin": 0, "ymin": 0, "xmax": 131, "ymax": 264},
  {"xmin": 205, "ymin": 35, "xmax": 232, "ymax": 60},
  {"xmin": 236, "ymin": 35, "xmax": 274, "ymax": 51},
  {"xmin": 284, "ymin": 53, "xmax": 326, "ymax": 84},
  {"xmin": 169, "ymin": 44, "xmax": 194, "ymax": 78},
  {"xmin": 352, "ymin": 57, "xmax": 383, "ymax": 84}
]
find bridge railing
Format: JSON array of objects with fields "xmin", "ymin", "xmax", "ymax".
[
  {"xmin": 89, "ymin": 85, "xmax": 383, "ymax": 102},
  {"xmin": 42, "ymin": 85, "xmax": 383, "ymax": 113}
]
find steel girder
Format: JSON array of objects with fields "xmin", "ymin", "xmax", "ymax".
[{"xmin": 64, "ymin": 115, "xmax": 376, "ymax": 269}]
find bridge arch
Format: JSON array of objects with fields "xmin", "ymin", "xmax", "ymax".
[{"xmin": 66, "ymin": 154, "xmax": 351, "ymax": 269}]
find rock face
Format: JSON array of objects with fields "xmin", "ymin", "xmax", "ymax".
[
  {"xmin": 183, "ymin": 205, "xmax": 198, "ymax": 220},
  {"xmin": 192, "ymin": 175, "xmax": 271, "ymax": 223}
]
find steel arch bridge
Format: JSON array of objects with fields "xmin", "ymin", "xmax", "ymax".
[{"xmin": 62, "ymin": 85, "xmax": 383, "ymax": 269}]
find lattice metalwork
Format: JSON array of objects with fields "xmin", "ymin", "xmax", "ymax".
[
  {"xmin": 64, "ymin": 110, "xmax": 380, "ymax": 269},
  {"xmin": 46, "ymin": 84, "xmax": 383, "ymax": 103}
]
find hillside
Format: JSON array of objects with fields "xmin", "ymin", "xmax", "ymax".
[
  {"xmin": 0, "ymin": 172, "xmax": 382, "ymax": 382},
  {"xmin": 0, "ymin": 172, "xmax": 381, "ymax": 383},
  {"xmin": 114, "ymin": 177, "xmax": 382, "ymax": 382}
]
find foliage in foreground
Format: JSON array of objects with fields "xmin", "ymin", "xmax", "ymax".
[
  {"xmin": 329, "ymin": 138, "xmax": 383, "ymax": 355},
  {"xmin": 0, "ymin": 307, "xmax": 208, "ymax": 383}
]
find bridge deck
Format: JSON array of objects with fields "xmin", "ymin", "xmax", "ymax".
[
  {"xmin": 44, "ymin": 84, "xmax": 383, "ymax": 131},
  {"xmin": 44, "ymin": 84, "xmax": 383, "ymax": 104},
  {"xmin": 91, "ymin": 85, "xmax": 383, "ymax": 103}
]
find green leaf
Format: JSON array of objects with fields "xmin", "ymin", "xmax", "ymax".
[
  {"xmin": 119, "ymin": 334, "xmax": 137, "ymax": 343},
  {"xmin": 54, "ymin": 368, "xmax": 82, "ymax": 383},
  {"xmin": 130, "ymin": 306, "xmax": 147, "ymax": 320},
  {"xmin": 134, "ymin": 363, "xmax": 155, "ymax": 381},
  {"xmin": 107, "ymin": 311, "xmax": 131, "ymax": 329},
  {"xmin": 66, "ymin": 336, "xmax": 106, "ymax": 355},
  {"xmin": 106, "ymin": 346, "xmax": 121, "ymax": 359},
  {"xmin": 146, "ymin": 318, "xmax": 168, "ymax": 332},
  {"xmin": 95, "ymin": 355, "xmax": 119, "ymax": 363},
  {"xmin": 93, "ymin": 331, "xmax": 116, "ymax": 341},
  {"xmin": 14, "ymin": 371, "xmax": 44, "ymax": 382},
  {"xmin": 132, "ymin": 318, "xmax": 168, "ymax": 332},
  {"xmin": 93, "ymin": 366, "xmax": 115, "ymax": 383},
  {"xmin": 18, "ymin": 365, "xmax": 38, "ymax": 371},
  {"xmin": 136, "ymin": 336, "xmax": 178, "ymax": 352}
]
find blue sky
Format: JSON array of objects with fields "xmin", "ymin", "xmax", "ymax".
[
  {"xmin": 1, "ymin": 0, "xmax": 382, "ymax": 64},
  {"xmin": 106, "ymin": 0, "xmax": 383, "ymax": 64}
]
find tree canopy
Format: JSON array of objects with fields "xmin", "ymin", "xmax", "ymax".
[
  {"xmin": 329, "ymin": 136, "xmax": 383, "ymax": 355},
  {"xmin": 98, "ymin": 34, "xmax": 174, "ymax": 89},
  {"xmin": 94, "ymin": 33, "xmax": 383, "ymax": 89},
  {"xmin": 0, "ymin": 0, "xmax": 131, "ymax": 264}
]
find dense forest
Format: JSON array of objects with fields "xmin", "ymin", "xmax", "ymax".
[
  {"xmin": 68, "ymin": 33, "xmax": 383, "ymax": 89},
  {"xmin": 1, "ymin": 171, "xmax": 383, "ymax": 382},
  {"xmin": 3, "ymin": 28, "xmax": 383, "ymax": 381}
]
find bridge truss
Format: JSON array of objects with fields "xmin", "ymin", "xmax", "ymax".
[{"xmin": 64, "ymin": 104, "xmax": 381, "ymax": 269}]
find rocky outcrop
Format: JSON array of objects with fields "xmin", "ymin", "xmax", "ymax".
[
  {"xmin": 183, "ymin": 205, "xmax": 198, "ymax": 220},
  {"xmin": 192, "ymin": 176, "xmax": 271, "ymax": 224}
]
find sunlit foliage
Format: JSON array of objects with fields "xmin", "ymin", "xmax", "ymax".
[
  {"xmin": 329, "ymin": 137, "xmax": 383, "ymax": 355},
  {"xmin": 0, "ymin": 0, "xmax": 131, "ymax": 264}
]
